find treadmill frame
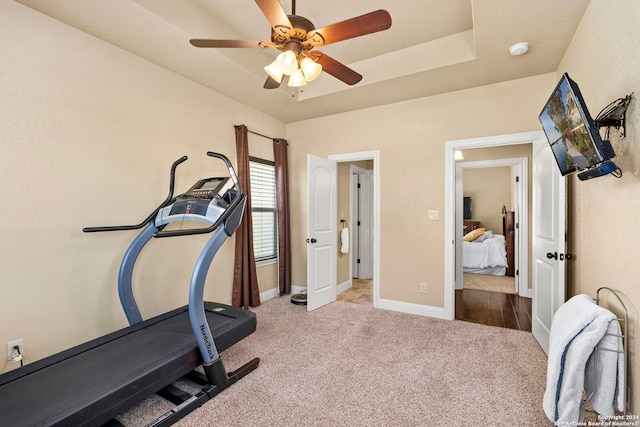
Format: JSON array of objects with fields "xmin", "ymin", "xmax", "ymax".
[{"xmin": 0, "ymin": 153, "xmax": 259, "ymax": 426}]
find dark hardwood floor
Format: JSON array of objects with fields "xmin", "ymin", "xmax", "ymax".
[{"xmin": 455, "ymin": 289, "xmax": 532, "ymax": 332}]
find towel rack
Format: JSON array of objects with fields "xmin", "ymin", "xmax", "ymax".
[
  {"xmin": 583, "ymin": 287, "xmax": 628, "ymax": 416},
  {"xmin": 340, "ymin": 219, "xmax": 348, "ymax": 229}
]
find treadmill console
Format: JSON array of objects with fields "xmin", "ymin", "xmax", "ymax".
[{"xmin": 155, "ymin": 177, "xmax": 235, "ymax": 227}]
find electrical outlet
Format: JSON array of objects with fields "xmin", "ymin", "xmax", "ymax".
[
  {"xmin": 7, "ymin": 339, "xmax": 24, "ymax": 361},
  {"xmin": 420, "ymin": 282, "xmax": 427, "ymax": 293}
]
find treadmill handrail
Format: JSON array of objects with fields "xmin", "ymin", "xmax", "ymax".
[
  {"xmin": 118, "ymin": 222, "xmax": 157, "ymax": 325},
  {"xmin": 82, "ymin": 155, "xmax": 188, "ymax": 233},
  {"xmin": 207, "ymin": 151, "xmax": 241, "ymax": 195}
]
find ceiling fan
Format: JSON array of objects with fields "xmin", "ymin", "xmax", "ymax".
[{"xmin": 189, "ymin": 0, "xmax": 392, "ymax": 89}]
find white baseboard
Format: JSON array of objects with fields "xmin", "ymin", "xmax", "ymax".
[
  {"xmin": 376, "ymin": 298, "xmax": 453, "ymax": 320},
  {"xmin": 260, "ymin": 285, "xmax": 306, "ymax": 303},
  {"xmin": 260, "ymin": 287, "xmax": 280, "ymax": 302},
  {"xmin": 262, "ymin": 285, "xmax": 454, "ymax": 321},
  {"xmin": 262, "ymin": 281, "xmax": 351, "ymax": 302},
  {"xmin": 519, "ymin": 288, "xmax": 533, "ymax": 299},
  {"xmin": 337, "ymin": 279, "xmax": 352, "ymax": 294}
]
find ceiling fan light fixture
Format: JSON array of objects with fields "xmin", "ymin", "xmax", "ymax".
[
  {"xmin": 277, "ymin": 50, "xmax": 299, "ymax": 75},
  {"xmin": 300, "ymin": 57, "xmax": 322, "ymax": 82},
  {"xmin": 264, "ymin": 60, "xmax": 284, "ymax": 83},
  {"xmin": 288, "ymin": 68, "xmax": 307, "ymax": 87},
  {"xmin": 189, "ymin": 4, "xmax": 393, "ymax": 90}
]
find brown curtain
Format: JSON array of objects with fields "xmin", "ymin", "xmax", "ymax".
[
  {"xmin": 273, "ymin": 138, "xmax": 291, "ymax": 295},
  {"xmin": 232, "ymin": 124, "xmax": 261, "ymax": 308}
]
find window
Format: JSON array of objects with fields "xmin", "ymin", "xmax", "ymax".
[{"xmin": 249, "ymin": 157, "xmax": 277, "ymax": 262}]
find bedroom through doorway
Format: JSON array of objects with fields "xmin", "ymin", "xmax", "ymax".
[{"xmin": 454, "ymin": 148, "xmax": 532, "ymax": 330}]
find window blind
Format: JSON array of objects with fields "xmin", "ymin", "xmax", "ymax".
[{"xmin": 249, "ymin": 158, "xmax": 277, "ymax": 262}]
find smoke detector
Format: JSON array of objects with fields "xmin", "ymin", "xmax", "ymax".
[{"xmin": 509, "ymin": 42, "xmax": 529, "ymax": 56}]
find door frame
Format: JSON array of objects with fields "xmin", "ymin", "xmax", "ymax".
[
  {"xmin": 329, "ymin": 151, "xmax": 380, "ymax": 308},
  {"xmin": 454, "ymin": 157, "xmax": 529, "ymax": 297},
  {"xmin": 444, "ymin": 131, "xmax": 543, "ymax": 320}
]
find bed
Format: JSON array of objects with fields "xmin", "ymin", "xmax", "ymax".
[
  {"xmin": 462, "ymin": 210, "xmax": 516, "ymax": 276},
  {"xmin": 462, "ymin": 230, "xmax": 508, "ymax": 276}
]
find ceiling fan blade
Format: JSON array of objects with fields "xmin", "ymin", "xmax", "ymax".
[
  {"xmin": 190, "ymin": 39, "xmax": 262, "ymax": 48},
  {"xmin": 263, "ymin": 75, "xmax": 282, "ymax": 89},
  {"xmin": 304, "ymin": 10, "xmax": 391, "ymax": 47},
  {"xmin": 255, "ymin": 0, "xmax": 293, "ymax": 36},
  {"xmin": 310, "ymin": 51, "xmax": 362, "ymax": 85}
]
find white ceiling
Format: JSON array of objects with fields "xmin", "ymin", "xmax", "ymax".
[{"xmin": 17, "ymin": 0, "xmax": 590, "ymax": 123}]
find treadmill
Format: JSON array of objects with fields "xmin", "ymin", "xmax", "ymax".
[{"xmin": 0, "ymin": 152, "xmax": 259, "ymax": 426}]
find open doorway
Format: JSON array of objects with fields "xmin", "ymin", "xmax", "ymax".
[
  {"xmin": 454, "ymin": 156, "xmax": 529, "ymax": 295},
  {"xmin": 444, "ymin": 132, "xmax": 543, "ymax": 322},
  {"xmin": 454, "ymin": 156, "xmax": 530, "ymax": 330},
  {"xmin": 328, "ymin": 152, "xmax": 379, "ymax": 308},
  {"xmin": 336, "ymin": 163, "xmax": 374, "ymax": 305},
  {"xmin": 306, "ymin": 151, "xmax": 380, "ymax": 312}
]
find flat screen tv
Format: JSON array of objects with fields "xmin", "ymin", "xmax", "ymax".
[
  {"xmin": 463, "ymin": 197, "xmax": 472, "ymax": 220},
  {"xmin": 539, "ymin": 73, "xmax": 617, "ymax": 179}
]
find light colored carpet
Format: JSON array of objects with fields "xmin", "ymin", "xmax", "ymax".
[
  {"xmin": 463, "ymin": 272, "xmax": 516, "ymax": 294},
  {"xmin": 119, "ymin": 297, "xmax": 551, "ymax": 426}
]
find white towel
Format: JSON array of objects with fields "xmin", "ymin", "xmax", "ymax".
[
  {"xmin": 340, "ymin": 227, "xmax": 349, "ymax": 254},
  {"xmin": 543, "ymin": 294, "xmax": 624, "ymax": 423}
]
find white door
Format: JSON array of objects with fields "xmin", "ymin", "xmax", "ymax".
[
  {"xmin": 532, "ymin": 136, "xmax": 566, "ymax": 354},
  {"xmin": 351, "ymin": 166, "xmax": 373, "ymax": 279},
  {"xmin": 359, "ymin": 169, "xmax": 373, "ymax": 278},
  {"xmin": 351, "ymin": 173, "xmax": 360, "ymax": 277},
  {"xmin": 307, "ymin": 155, "xmax": 337, "ymax": 311}
]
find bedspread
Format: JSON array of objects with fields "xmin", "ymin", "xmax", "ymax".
[{"xmin": 463, "ymin": 234, "xmax": 507, "ymax": 269}]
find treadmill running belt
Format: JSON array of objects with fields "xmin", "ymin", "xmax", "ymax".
[{"xmin": 0, "ymin": 302, "xmax": 255, "ymax": 426}]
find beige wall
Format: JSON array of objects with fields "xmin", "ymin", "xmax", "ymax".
[
  {"xmin": 558, "ymin": 0, "xmax": 640, "ymax": 413},
  {"xmin": 0, "ymin": 2, "xmax": 284, "ymax": 372},
  {"xmin": 463, "ymin": 167, "xmax": 511, "ymax": 233},
  {"xmin": 286, "ymin": 73, "xmax": 556, "ymax": 308}
]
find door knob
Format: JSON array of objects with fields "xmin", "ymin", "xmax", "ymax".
[
  {"xmin": 306, "ymin": 238, "xmax": 317, "ymax": 244},
  {"xmin": 547, "ymin": 252, "xmax": 573, "ymax": 261}
]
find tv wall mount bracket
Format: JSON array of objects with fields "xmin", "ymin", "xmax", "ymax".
[{"xmin": 595, "ymin": 92, "xmax": 634, "ymax": 138}]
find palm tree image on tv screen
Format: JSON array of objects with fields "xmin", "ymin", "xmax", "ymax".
[{"xmin": 545, "ymin": 87, "xmax": 599, "ymax": 172}]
